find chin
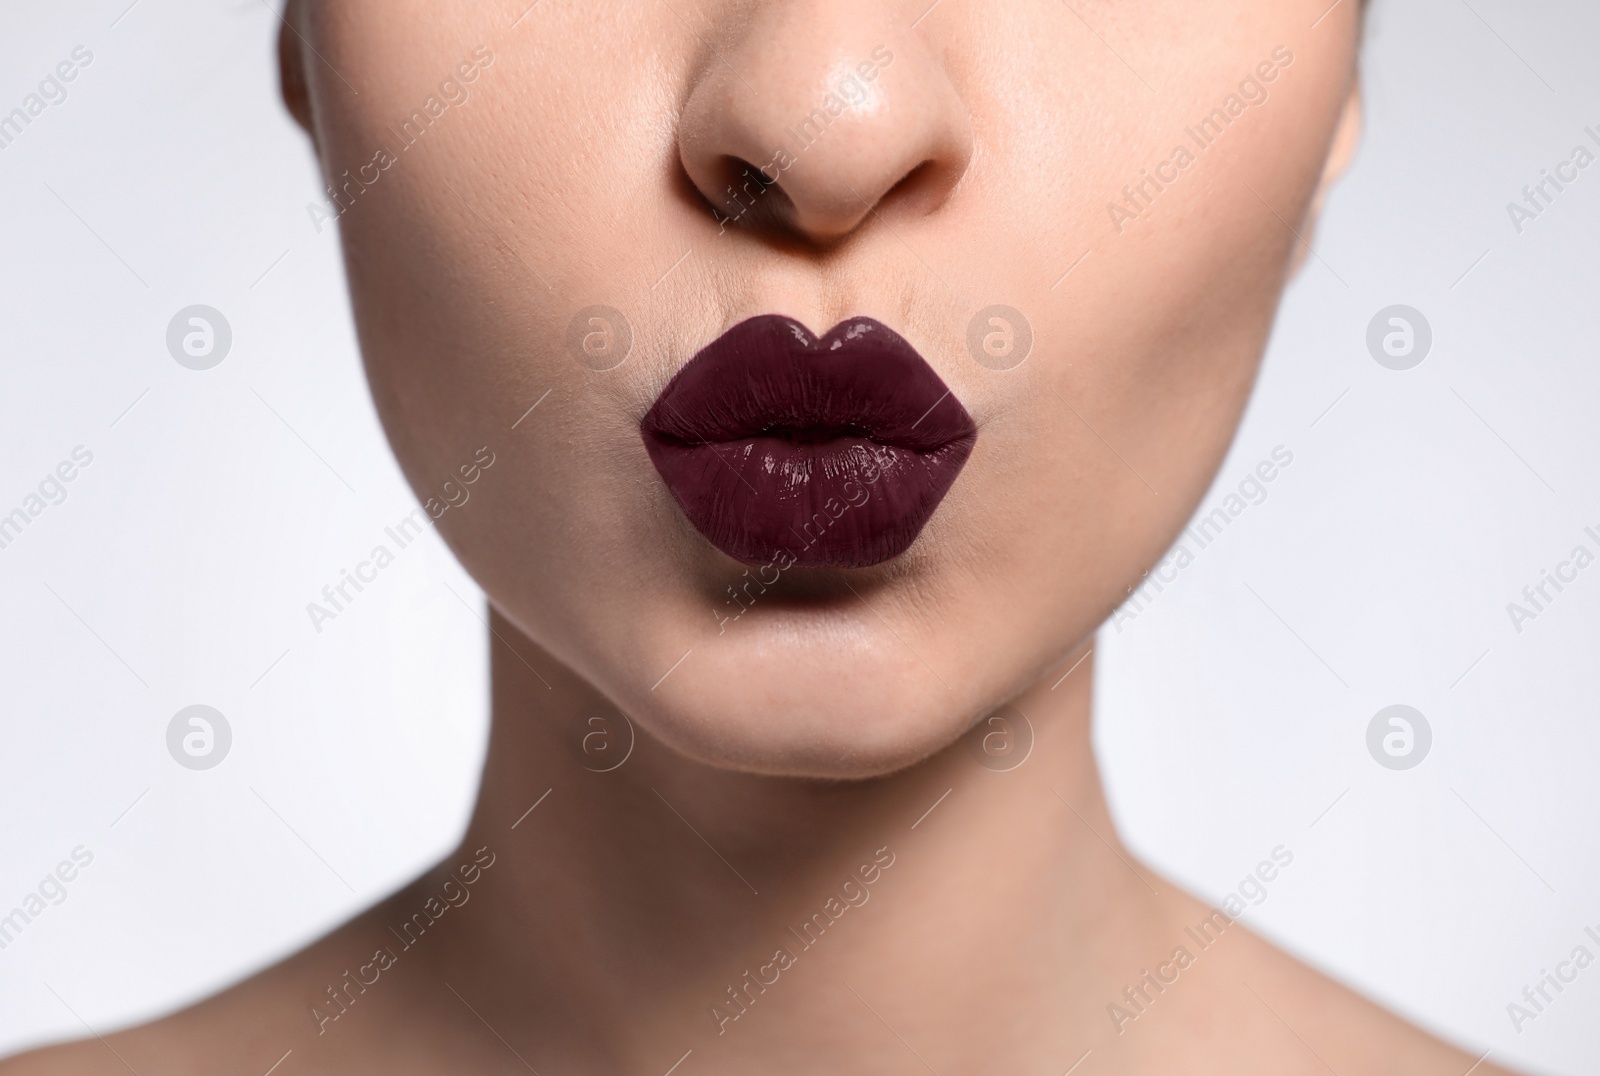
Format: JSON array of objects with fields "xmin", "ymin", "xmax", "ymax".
[{"xmin": 615, "ymin": 612, "xmax": 982, "ymax": 780}]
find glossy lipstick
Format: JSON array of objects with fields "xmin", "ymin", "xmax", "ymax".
[{"xmin": 641, "ymin": 315, "xmax": 976, "ymax": 569}]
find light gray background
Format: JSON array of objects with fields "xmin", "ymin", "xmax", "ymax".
[{"xmin": 1, "ymin": 1, "xmax": 1596, "ymax": 1072}]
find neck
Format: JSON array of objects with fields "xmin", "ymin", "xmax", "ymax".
[{"xmin": 428, "ymin": 610, "xmax": 1169, "ymax": 1072}]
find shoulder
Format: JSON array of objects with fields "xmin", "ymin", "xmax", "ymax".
[
  {"xmin": 0, "ymin": 875, "xmax": 458, "ymax": 1076},
  {"xmin": 0, "ymin": 951, "xmax": 326, "ymax": 1076},
  {"xmin": 1210, "ymin": 917, "xmax": 1524, "ymax": 1076},
  {"xmin": 0, "ymin": 1043, "xmax": 101, "ymax": 1076}
]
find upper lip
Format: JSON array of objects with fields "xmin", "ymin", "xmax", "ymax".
[
  {"xmin": 639, "ymin": 315, "xmax": 977, "ymax": 569},
  {"xmin": 641, "ymin": 315, "xmax": 974, "ymax": 452}
]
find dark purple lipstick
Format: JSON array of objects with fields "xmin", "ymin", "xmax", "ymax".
[{"xmin": 641, "ymin": 315, "xmax": 977, "ymax": 569}]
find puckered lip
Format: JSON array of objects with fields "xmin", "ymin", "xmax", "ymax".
[{"xmin": 639, "ymin": 315, "xmax": 977, "ymax": 570}]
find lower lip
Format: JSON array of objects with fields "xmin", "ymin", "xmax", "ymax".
[{"xmin": 641, "ymin": 317, "xmax": 976, "ymax": 570}]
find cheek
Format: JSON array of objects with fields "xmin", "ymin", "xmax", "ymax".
[
  {"xmin": 296, "ymin": 0, "xmax": 1358, "ymax": 776},
  {"xmin": 316, "ymin": 1, "xmax": 690, "ymax": 487},
  {"xmin": 930, "ymin": 6, "xmax": 1355, "ymax": 633}
]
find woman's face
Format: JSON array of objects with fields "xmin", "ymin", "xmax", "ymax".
[{"xmin": 286, "ymin": 0, "xmax": 1360, "ymax": 777}]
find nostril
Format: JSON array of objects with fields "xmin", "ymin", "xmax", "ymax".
[
  {"xmin": 879, "ymin": 158, "xmax": 951, "ymax": 218},
  {"xmin": 741, "ymin": 159, "xmax": 779, "ymax": 192},
  {"xmin": 706, "ymin": 155, "xmax": 787, "ymax": 229},
  {"xmin": 675, "ymin": 13, "xmax": 973, "ymax": 248}
]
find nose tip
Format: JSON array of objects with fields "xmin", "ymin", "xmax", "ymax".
[{"xmin": 677, "ymin": 10, "xmax": 973, "ymax": 246}]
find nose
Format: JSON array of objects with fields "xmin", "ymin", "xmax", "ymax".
[{"xmin": 677, "ymin": 4, "xmax": 973, "ymax": 246}]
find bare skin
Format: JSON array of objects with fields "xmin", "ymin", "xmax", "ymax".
[
  {"xmin": 4, "ymin": 620, "xmax": 1513, "ymax": 1075},
  {"xmin": 2, "ymin": 0, "xmax": 1523, "ymax": 1071}
]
